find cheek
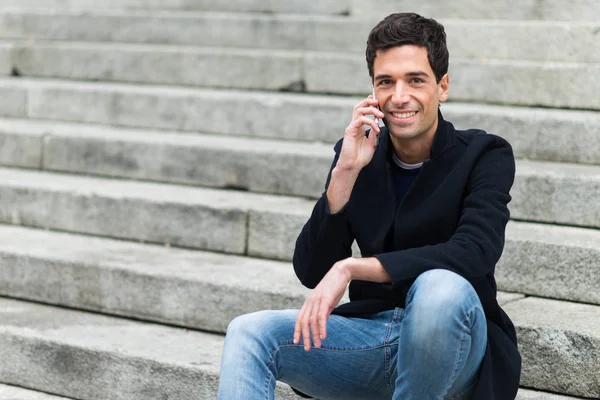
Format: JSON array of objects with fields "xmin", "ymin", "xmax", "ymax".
[
  {"xmin": 379, "ymin": 96, "xmax": 392, "ymax": 111},
  {"xmin": 416, "ymin": 91, "xmax": 438, "ymax": 110}
]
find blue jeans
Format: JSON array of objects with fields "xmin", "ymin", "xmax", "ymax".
[{"xmin": 218, "ymin": 269, "xmax": 487, "ymax": 400}]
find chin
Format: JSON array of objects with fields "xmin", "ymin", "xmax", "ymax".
[{"xmin": 389, "ymin": 130, "xmax": 421, "ymax": 141}]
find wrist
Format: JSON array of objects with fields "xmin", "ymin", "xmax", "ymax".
[
  {"xmin": 339, "ymin": 257, "xmax": 391, "ymax": 283},
  {"xmin": 336, "ymin": 258, "xmax": 357, "ymax": 282},
  {"xmin": 329, "ymin": 166, "xmax": 360, "ymax": 188},
  {"xmin": 332, "ymin": 163, "xmax": 361, "ymax": 176}
]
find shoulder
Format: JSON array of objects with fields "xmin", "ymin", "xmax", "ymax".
[
  {"xmin": 455, "ymin": 128, "xmax": 512, "ymax": 150},
  {"xmin": 456, "ymin": 130, "xmax": 516, "ymax": 189},
  {"xmin": 453, "ymin": 128, "xmax": 514, "ymax": 164},
  {"xmin": 441, "ymin": 123, "xmax": 516, "ymax": 186}
]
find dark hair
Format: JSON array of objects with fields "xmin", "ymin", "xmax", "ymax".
[{"xmin": 366, "ymin": 13, "xmax": 449, "ymax": 83}]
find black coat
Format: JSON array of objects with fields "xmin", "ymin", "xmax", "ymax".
[{"xmin": 293, "ymin": 112, "xmax": 521, "ymax": 400}]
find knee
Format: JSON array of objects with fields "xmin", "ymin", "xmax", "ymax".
[
  {"xmin": 407, "ymin": 269, "xmax": 479, "ymax": 318},
  {"xmin": 226, "ymin": 311, "xmax": 270, "ymax": 342},
  {"xmin": 225, "ymin": 309, "xmax": 297, "ymax": 349}
]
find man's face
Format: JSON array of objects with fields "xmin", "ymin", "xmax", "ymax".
[{"xmin": 372, "ymin": 45, "xmax": 449, "ymax": 144}]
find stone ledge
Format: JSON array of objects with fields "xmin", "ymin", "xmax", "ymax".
[
  {"xmin": 0, "ymin": 166, "xmax": 313, "ymax": 256},
  {"xmin": 0, "ymin": 43, "xmax": 13, "ymax": 76},
  {"xmin": 517, "ymin": 388, "xmax": 583, "ymax": 399},
  {"xmin": 1, "ymin": 80, "xmax": 598, "ymax": 165},
  {"xmin": 8, "ymin": 125, "xmax": 600, "ymax": 230},
  {"xmin": 8, "ymin": 42, "xmax": 600, "ymax": 109},
  {"xmin": 499, "ymin": 221, "xmax": 600, "ymax": 305},
  {"xmin": 0, "ymin": 161, "xmax": 599, "ymax": 278},
  {"xmin": 0, "ymin": 296, "xmax": 595, "ymax": 398},
  {"xmin": 510, "ymin": 160, "xmax": 600, "ymax": 229},
  {"xmin": 0, "ymin": 383, "xmax": 72, "ymax": 399},
  {"xmin": 351, "ymin": 0, "xmax": 600, "ymax": 21},
  {"xmin": 0, "ymin": 0, "xmax": 352, "ymax": 14},
  {"xmin": 0, "ymin": 223, "xmax": 520, "ymax": 334},
  {"xmin": 504, "ymin": 298, "xmax": 600, "ymax": 398},
  {"xmin": 2, "ymin": 13, "xmax": 598, "ymax": 62}
]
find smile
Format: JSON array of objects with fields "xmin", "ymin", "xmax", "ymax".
[{"xmin": 391, "ymin": 111, "xmax": 417, "ymax": 119}]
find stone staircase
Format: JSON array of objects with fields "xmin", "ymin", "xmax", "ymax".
[{"xmin": 0, "ymin": 1, "xmax": 598, "ymax": 399}]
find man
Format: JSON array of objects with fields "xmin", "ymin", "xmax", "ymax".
[{"xmin": 218, "ymin": 12, "xmax": 521, "ymax": 400}]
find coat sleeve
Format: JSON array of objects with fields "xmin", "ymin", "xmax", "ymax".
[
  {"xmin": 375, "ymin": 137, "xmax": 516, "ymax": 282},
  {"xmin": 292, "ymin": 139, "xmax": 355, "ymax": 289}
]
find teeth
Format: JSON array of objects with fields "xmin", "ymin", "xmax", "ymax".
[{"xmin": 392, "ymin": 112, "xmax": 416, "ymax": 118}]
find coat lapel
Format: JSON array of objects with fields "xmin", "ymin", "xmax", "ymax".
[
  {"xmin": 352, "ymin": 112, "xmax": 458, "ymax": 253},
  {"xmin": 393, "ymin": 110, "xmax": 457, "ymax": 216}
]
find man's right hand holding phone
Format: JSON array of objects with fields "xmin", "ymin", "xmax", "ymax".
[{"xmin": 327, "ymin": 95, "xmax": 385, "ymax": 214}]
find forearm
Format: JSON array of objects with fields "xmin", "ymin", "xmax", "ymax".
[
  {"xmin": 341, "ymin": 257, "xmax": 392, "ymax": 283},
  {"xmin": 293, "ymin": 194, "xmax": 354, "ymax": 288},
  {"xmin": 326, "ymin": 166, "xmax": 360, "ymax": 214}
]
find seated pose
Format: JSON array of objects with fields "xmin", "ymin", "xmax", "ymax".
[{"xmin": 218, "ymin": 12, "xmax": 521, "ymax": 400}]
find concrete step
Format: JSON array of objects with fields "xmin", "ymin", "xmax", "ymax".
[
  {"xmin": 3, "ymin": 117, "xmax": 600, "ymax": 228},
  {"xmin": 0, "ymin": 167, "xmax": 597, "ymax": 305},
  {"xmin": 4, "ymin": 41, "xmax": 600, "ymax": 110},
  {"xmin": 1, "ymin": 78, "xmax": 598, "ymax": 165},
  {"xmin": 1, "ymin": 10, "xmax": 598, "ymax": 62},
  {"xmin": 0, "ymin": 227, "xmax": 589, "ymax": 398},
  {"xmin": 0, "ymin": 297, "xmax": 302, "ymax": 399},
  {"xmin": 503, "ymin": 297, "xmax": 600, "ymax": 398},
  {"xmin": 0, "ymin": 384, "xmax": 72, "ymax": 399},
  {"xmin": 516, "ymin": 391, "xmax": 587, "ymax": 400},
  {"xmin": 0, "ymin": 1, "xmax": 352, "ymax": 14},
  {"xmin": 2, "ymin": 118, "xmax": 600, "ymax": 230},
  {"xmin": 0, "ymin": 43, "xmax": 12, "ymax": 75},
  {"xmin": 0, "ymin": 296, "xmax": 596, "ymax": 398},
  {"xmin": 352, "ymin": 0, "xmax": 600, "ymax": 21},
  {"xmin": 2, "ymin": 0, "xmax": 598, "ymax": 20},
  {"xmin": 510, "ymin": 160, "xmax": 600, "ymax": 229},
  {"xmin": 0, "ymin": 166, "xmax": 315, "ymax": 260},
  {"xmin": 0, "ymin": 223, "xmax": 523, "ymax": 333},
  {"xmin": 499, "ymin": 221, "xmax": 600, "ymax": 306},
  {"xmin": 0, "ymin": 225, "xmax": 591, "ymax": 398},
  {"xmin": 0, "ymin": 117, "xmax": 335, "ymax": 197},
  {"xmin": 0, "ymin": 224, "xmax": 309, "ymax": 334}
]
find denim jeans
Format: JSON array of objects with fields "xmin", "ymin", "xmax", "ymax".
[{"xmin": 218, "ymin": 269, "xmax": 487, "ymax": 400}]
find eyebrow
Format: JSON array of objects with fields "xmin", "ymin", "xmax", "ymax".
[
  {"xmin": 374, "ymin": 71, "xmax": 430, "ymax": 81},
  {"xmin": 406, "ymin": 71, "xmax": 430, "ymax": 78}
]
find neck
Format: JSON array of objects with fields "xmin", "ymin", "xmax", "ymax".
[{"xmin": 390, "ymin": 119, "xmax": 438, "ymax": 164}]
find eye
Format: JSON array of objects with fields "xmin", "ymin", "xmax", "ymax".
[
  {"xmin": 378, "ymin": 79, "xmax": 392, "ymax": 86},
  {"xmin": 410, "ymin": 78, "xmax": 424, "ymax": 84}
]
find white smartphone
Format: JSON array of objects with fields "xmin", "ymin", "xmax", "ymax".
[
  {"xmin": 372, "ymin": 86, "xmax": 380, "ymax": 146},
  {"xmin": 372, "ymin": 86, "xmax": 380, "ymax": 127}
]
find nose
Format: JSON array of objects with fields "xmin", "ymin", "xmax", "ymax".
[{"xmin": 391, "ymin": 82, "xmax": 410, "ymax": 107}]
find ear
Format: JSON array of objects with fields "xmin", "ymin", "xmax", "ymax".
[{"xmin": 438, "ymin": 74, "xmax": 449, "ymax": 103}]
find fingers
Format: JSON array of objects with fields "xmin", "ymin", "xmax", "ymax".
[
  {"xmin": 310, "ymin": 302, "xmax": 322, "ymax": 349},
  {"xmin": 353, "ymin": 96, "xmax": 378, "ymax": 112},
  {"xmin": 294, "ymin": 296, "xmax": 332, "ymax": 351},
  {"xmin": 294, "ymin": 301, "xmax": 314, "ymax": 351},
  {"xmin": 302, "ymin": 304, "xmax": 312, "ymax": 351},
  {"xmin": 293, "ymin": 304, "xmax": 305, "ymax": 345},
  {"xmin": 348, "ymin": 115, "xmax": 380, "ymax": 135},
  {"xmin": 348, "ymin": 97, "xmax": 383, "ymax": 139},
  {"xmin": 354, "ymin": 105, "xmax": 384, "ymax": 120},
  {"xmin": 317, "ymin": 300, "xmax": 330, "ymax": 343}
]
